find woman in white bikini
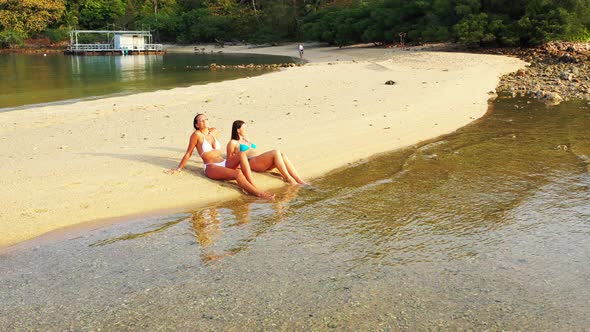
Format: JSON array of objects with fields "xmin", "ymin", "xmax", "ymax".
[
  {"xmin": 226, "ymin": 120, "xmax": 308, "ymax": 185},
  {"xmin": 167, "ymin": 114, "xmax": 274, "ymax": 199}
]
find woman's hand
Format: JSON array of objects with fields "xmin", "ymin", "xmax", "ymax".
[{"xmin": 164, "ymin": 168, "xmax": 181, "ymax": 174}]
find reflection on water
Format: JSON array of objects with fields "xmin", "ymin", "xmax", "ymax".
[
  {"xmin": 1, "ymin": 98, "xmax": 589, "ymax": 330},
  {"xmin": 189, "ymin": 186, "xmax": 300, "ymax": 263},
  {"xmin": 87, "ymin": 185, "xmax": 300, "ymax": 264},
  {"xmin": 0, "ymin": 52, "xmax": 293, "ymax": 110}
]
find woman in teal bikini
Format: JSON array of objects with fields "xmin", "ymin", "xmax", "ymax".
[
  {"xmin": 227, "ymin": 120, "xmax": 308, "ymax": 185},
  {"xmin": 167, "ymin": 114, "xmax": 274, "ymax": 199}
]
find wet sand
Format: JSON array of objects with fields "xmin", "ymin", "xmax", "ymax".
[{"xmin": 0, "ymin": 43, "xmax": 525, "ymax": 248}]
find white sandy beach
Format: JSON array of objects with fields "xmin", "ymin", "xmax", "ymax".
[{"xmin": 0, "ymin": 43, "xmax": 525, "ymax": 248}]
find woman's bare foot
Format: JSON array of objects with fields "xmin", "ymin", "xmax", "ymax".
[
  {"xmin": 257, "ymin": 191, "xmax": 276, "ymax": 200},
  {"xmin": 284, "ymin": 176, "xmax": 298, "ymax": 185}
]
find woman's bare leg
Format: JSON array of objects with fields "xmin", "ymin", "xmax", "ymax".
[
  {"xmin": 249, "ymin": 150, "xmax": 297, "ymax": 185},
  {"xmin": 225, "ymin": 151, "xmax": 256, "ymax": 186},
  {"xmin": 205, "ymin": 165, "xmax": 274, "ymax": 199},
  {"xmin": 280, "ymin": 151, "xmax": 308, "ymax": 185}
]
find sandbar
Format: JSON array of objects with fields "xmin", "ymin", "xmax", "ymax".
[{"xmin": 0, "ymin": 43, "xmax": 525, "ymax": 248}]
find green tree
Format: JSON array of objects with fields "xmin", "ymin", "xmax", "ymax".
[
  {"xmin": 78, "ymin": 0, "xmax": 125, "ymax": 29},
  {"xmin": 0, "ymin": 0, "xmax": 66, "ymax": 34}
]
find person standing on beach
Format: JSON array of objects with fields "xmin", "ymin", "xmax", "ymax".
[
  {"xmin": 227, "ymin": 120, "xmax": 308, "ymax": 185},
  {"xmin": 166, "ymin": 114, "xmax": 274, "ymax": 199},
  {"xmin": 298, "ymin": 44, "xmax": 304, "ymax": 59}
]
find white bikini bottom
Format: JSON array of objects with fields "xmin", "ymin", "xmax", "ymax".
[{"xmin": 204, "ymin": 159, "xmax": 226, "ymax": 174}]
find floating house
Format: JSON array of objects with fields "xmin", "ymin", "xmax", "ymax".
[{"xmin": 65, "ymin": 30, "xmax": 164, "ymax": 55}]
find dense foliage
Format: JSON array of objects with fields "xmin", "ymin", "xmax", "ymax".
[
  {"xmin": 0, "ymin": 0, "xmax": 589, "ymax": 48},
  {"xmin": 303, "ymin": 0, "xmax": 590, "ymax": 46}
]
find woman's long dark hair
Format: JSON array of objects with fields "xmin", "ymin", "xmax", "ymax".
[
  {"xmin": 231, "ymin": 120, "xmax": 245, "ymax": 141},
  {"xmin": 194, "ymin": 113, "xmax": 204, "ymax": 130}
]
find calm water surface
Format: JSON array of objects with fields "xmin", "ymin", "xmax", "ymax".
[
  {"xmin": 1, "ymin": 97, "xmax": 589, "ymax": 330},
  {"xmin": 0, "ymin": 52, "xmax": 294, "ymax": 110}
]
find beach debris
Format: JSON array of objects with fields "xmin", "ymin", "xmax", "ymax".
[
  {"xmin": 384, "ymin": 80, "xmax": 396, "ymax": 85},
  {"xmin": 327, "ymin": 322, "xmax": 338, "ymax": 328},
  {"xmin": 556, "ymin": 144, "xmax": 569, "ymax": 151},
  {"xmin": 516, "ymin": 69, "xmax": 526, "ymax": 77},
  {"xmin": 58, "ymin": 145, "xmax": 68, "ymax": 149},
  {"xmin": 121, "ymin": 133, "xmax": 126, "ymax": 138}
]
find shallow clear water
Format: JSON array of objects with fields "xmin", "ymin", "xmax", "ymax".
[
  {"xmin": 1, "ymin": 97, "xmax": 589, "ymax": 330},
  {"xmin": 0, "ymin": 52, "xmax": 293, "ymax": 110}
]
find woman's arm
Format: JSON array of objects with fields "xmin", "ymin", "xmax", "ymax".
[
  {"xmin": 226, "ymin": 140, "xmax": 238, "ymax": 159},
  {"xmin": 167, "ymin": 133, "xmax": 199, "ymax": 173}
]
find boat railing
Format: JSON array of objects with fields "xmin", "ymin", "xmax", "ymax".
[
  {"xmin": 145, "ymin": 44, "xmax": 164, "ymax": 51},
  {"xmin": 67, "ymin": 43, "xmax": 164, "ymax": 51},
  {"xmin": 68, "ymin": 44, "xmax": 112, "ymax": 51}
]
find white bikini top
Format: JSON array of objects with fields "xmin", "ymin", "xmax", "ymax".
[{"xmin": 200, "ymin": 133, "xmax": 221, "ymax": 156}]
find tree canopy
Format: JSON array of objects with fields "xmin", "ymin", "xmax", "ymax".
[
  {"xmin": 0, "ymin": 0, "xmax": 65, "ymax": 33},
  {"xmin": 1, "ymin": 0, "xmax": 589, "ymax": 48}
]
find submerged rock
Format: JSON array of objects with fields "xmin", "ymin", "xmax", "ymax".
[{"xmin": 543, "ymin": 92, "xmax": 563, "ymax": 105}]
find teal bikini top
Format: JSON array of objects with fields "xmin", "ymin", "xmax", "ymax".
[{"xmin": 239, "ymin": 141, "xmax": 257, "ymax": 152}]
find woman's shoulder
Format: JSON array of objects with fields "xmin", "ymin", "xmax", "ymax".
[{"xmin": 190, "ymin": 130, "xmax": 202, "ymax": 142}]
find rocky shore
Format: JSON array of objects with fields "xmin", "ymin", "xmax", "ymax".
[{"xmin": 493, "ymin": 41, "xmax": 590, "ymax": 105}]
